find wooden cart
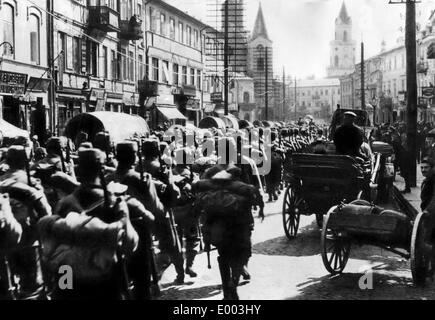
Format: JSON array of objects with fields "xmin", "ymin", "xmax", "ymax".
[{"xmin": 321, "ymin": 189, "xmax": 435, "ymax": 286}]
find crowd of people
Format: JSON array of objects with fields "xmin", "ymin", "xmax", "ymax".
[
  {"xmin": 369, "ymin": 121, "xmax": 435, "ymax": 194},
  {"xmin": 0, "ymin": 119, "xmax": 324, "ymax": 301}
]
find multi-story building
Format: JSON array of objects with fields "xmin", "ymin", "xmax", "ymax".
[
  {"xmin": 47, "ymin": 0, "xmax": 146, "ymax": 134},
  {"xmin": 141, "ymin": 0, "xmax": 207, "ymax": 128},
  {"xmin": 288, "ymin": 78, "xmax": 341, "ymax": 123},
  {"xmin": 0, "ymin": 0, "xmax": 50, "ymax": 140}
]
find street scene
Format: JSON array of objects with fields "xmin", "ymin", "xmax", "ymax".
[{"xmin": 1, "ymin": 0, "xmax": 435, "ymax": 302}]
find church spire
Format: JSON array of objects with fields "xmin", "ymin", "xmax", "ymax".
[
  {"xmin": 337, "ymin": 1, "xmax": 351, "ymax": 24},
  {"xmin": 252, "ymin": 2, "xmax": 270, "ymax": 40}
]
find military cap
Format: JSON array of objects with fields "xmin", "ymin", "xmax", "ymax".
[
  {"xmin": 93, "ymin": 132, "xmax": 112, "ymax": 152},
  {"xmin": 116, "ymin": 141, "xmax": 138, "ymax": 165},
  {"xmin": 46, "ymin": 137, "xmax": 63, "ymax": 155},
  {"xmin": 142, "ymin": 139, "xmax": 160, "ymax": 158},
  {"xmin": 6, "ymin": 145, "xmax": 27, "ymax": 168},
  {"xmin": 344, "ymin": 111, "xmax": 357, "ymax": 118},
  {"xmin": 422, "ymin": 156, "xmax": 435, "ymax": 167},
  {"xmin": 79, "ymin": 142, "xmax": 93, "ymax": 150},
  {"xmin": 427, "ymin": 129, "xmax": 435, "ymax": 138},
  {"xmin": 77, "ymin": 148, "xmax": 106, "ymax": 178}
]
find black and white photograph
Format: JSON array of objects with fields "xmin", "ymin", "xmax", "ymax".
[{"xmin": 0, "ymin": 0, "xmax": 434, "ymax": 306}]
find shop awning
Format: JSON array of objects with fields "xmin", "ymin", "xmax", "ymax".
[
  {"xmin": 157, "ymin": 106, "xmax": 187, "ymax": 120},
  {"xmin": 64, "ymin": 111, "xmax": 149, "ymax": 144},
  {"xmin": 0, "ymin": 119, "xmax": 29, "ymax": 139}
]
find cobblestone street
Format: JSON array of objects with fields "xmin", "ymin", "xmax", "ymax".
[{"xmin": 160, "ymin": 180, "xmax": 435, "ymax": 300}]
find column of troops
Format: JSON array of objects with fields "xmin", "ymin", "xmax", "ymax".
[{"xmin": 0, "ymin": 122, "xmax": 324, "ymax": 300}]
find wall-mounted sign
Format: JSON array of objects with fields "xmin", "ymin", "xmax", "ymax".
[
  {"xmin": 211, "ymin": 92, "xmax": 223, "ymax": 103},
  {"xmin": 0, "ymin": 71, "xmax": 28, "ymax": 95},
  {"xmin": 89, "ymin": 88, "xmax": 106, "ymax": 101}
]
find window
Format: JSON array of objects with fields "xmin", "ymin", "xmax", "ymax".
[
  {"xmin": 401, "ymin": 79, "xmax": 405, "ymax": 90},
  {"xmin": 129, "ymin": 51, "xmax": 134, "ymax": 81},
  {"xmin": 0, "ymin": 4, "xmax": 14, "ymax": 58},
  {"xmin": 194, "ymin": 29, "xmax": 199, "ymax": 48},
  {"xmin": 326, "ymin": 89, "xmax": 329, "ymax": 95},
  {"xmin": 187, "ymin": 26, "xmax": 192, "ymax": 46},
  {"xmin": 160, "ymin": 13, "xmax": 166, "ymax": 36},
  {"xmin": 162, "ymin": 60, "xmax": 169, "ymax": 84},
  {"xmin": 29, "ymin": 14, "xmax": 40, "ymax": 65},
  {"xmin": 72, "ymin": 37, "xmax": 81, "ymax": 73},
  {"xmin": 58, "ymin": 33, "xmax": 66, "ymax": 71},
  {"xmin": 152, "ymin": 58, "xmax": 159, "ymax": 81},
  {"xmin": 88, "ymin": 41, "xmax": 98, "ymax": 77},
  {"xmin": 190, "ymin": 68, "xmax": 195, "ymax": 85},
  {"xmin": 182, "ymin": 66, "xmax": 187, "ymax": 85},
  {"xmin": 149, "ymin": 7, "xmax": 156, "ymax": 32},
  {"xmin": 173, "ymin": 63, "xmax": 179, "ymax": 86},
  {"xmin": 169, "ymin": 18, "xmax": 175, "ymax": 39},
  {"xmin": 138, "ymin": 54, "xmax": 144, "ymax": 80},
  {"xmin": 197, "ymin": 70, "xmax": 201, "ymax": 90},
  {"xmin": 120, "ymin": 0, "xmax": 128, "ymax": 20},
  {"xmin": 121, "ymin": 49, "xmax": 127, "ymax": 80},
  {"xmin": 343, "ymin": 31, "xmax": 347, "ymax": 42},
  {"xmin": 243, "ymin": 92, "xmax": 250, "ymax": 103},
  {"xmin": 178, "ymin": 22, "xmax": 183, "ymax": 43},
  {"xmin": 111, "ymin": 50, "xmax": 117, "ymax": 79},
  {"xmin": 334, "ymin": 55, "xmax": 339, "ymax": 67},
  {"xmin": 102, "ymin": 46, "xmax": 108, "ymax": 78},
  {"xmin": 257, "ymin": 57, "xmax": 264, "ymax": 71}
]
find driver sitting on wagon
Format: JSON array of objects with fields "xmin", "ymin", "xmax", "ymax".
[{"xmin": 333, "ymin": 111, "xmax": 370, "ymax": 163}]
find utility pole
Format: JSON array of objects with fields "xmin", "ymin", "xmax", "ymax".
[
  {"xmin": 389, "ymin": 0, "xmax": 419, "ymax": 187},
  {"xmin": 265, "ymin": 47, "xmax": 269, "ymax": 120},
  {"xmin": 361, "ymin": 42, "xmax": 365, "ymax": 111},
  {"xmin": 47, "ymin": 0, "xmax": 56, "ymax": 135},
  {"xmin": 224, "ymin": 0, "xmax": 229, "ymax": 116},
  {"xmin": 283, "ymin": 67, "xmax": 286, "ymax": 121}
]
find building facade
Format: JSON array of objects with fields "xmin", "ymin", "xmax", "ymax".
[{"xmin": 0, "ymin": 0, "xmax": 50, "ymax": 140}]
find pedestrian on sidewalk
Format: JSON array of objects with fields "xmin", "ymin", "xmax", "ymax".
[{"xmin": 420, "ymin": 157, "xmax": 435, "ymax": 212}]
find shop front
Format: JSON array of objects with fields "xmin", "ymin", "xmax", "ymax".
[
  {"xmin": 173, "ymin": 85, "xmax": 198, "ymax": 125},
  {"xmin": 0, "ymin": 70, "xmax": 28, "ymax": 128},
  {"xmin": 56, "ymin": 87, "xmax": 87, "ymax": 135},
  {"xmin": 105, "ymin": 92, "xmax": 124, "ymax": 113},
  {"xmin": 0, "ymin": 71, "xmax": 50, "ymax": 140}
]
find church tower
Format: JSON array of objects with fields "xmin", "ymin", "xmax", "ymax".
[
  {"xmin": 248, "ymin": 3, "xmax": 274, "ymax": 119},
  {"xmin": 327, "ymin": 2, "xmax": 356, "ymax": 78}
]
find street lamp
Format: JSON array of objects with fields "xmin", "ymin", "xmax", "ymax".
[{"xmin": 0, "ymin": 42, "xmax": 14, "ymax": 55}]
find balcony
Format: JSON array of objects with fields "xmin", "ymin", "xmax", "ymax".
[
  {"xmin": 120, "ymin": 15, "xmax": 143, "ymax": 41},
  {"xmin": 88, "ymin": 6, "xmax": 120, "ymax": 33}
]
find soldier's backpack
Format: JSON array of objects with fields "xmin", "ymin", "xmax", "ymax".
[
  {"xmin": 0, "ymin": 193, "xmax": 22, "ymax": 250},
  {"xmin": 193, "ymin": 180, "xmax": 257, "ymax": 247},
  {"xmin": 37, "ymin": 197, "xmax": 138, "ymax": 284}
]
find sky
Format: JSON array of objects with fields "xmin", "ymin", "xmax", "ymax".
[{"xmin": 165, "ymin": 0, "xmax": 435, "ymax": 79}]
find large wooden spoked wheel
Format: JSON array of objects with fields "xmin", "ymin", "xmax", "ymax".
[
  {"xmin": 282, "ymin": 186, "xmax": 302, "ymax": 240},
  {"xmin": 411, "ymin": 211, "xmax": 434, "ymax": 287},
  {"xmin": 321, "ymin": 206, "xmax": 351, "ymax": 275}
]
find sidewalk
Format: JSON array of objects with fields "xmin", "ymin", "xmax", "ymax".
[{"xmin": 394, "ymin": 169, "xmax": 424, "ymax": 213}]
